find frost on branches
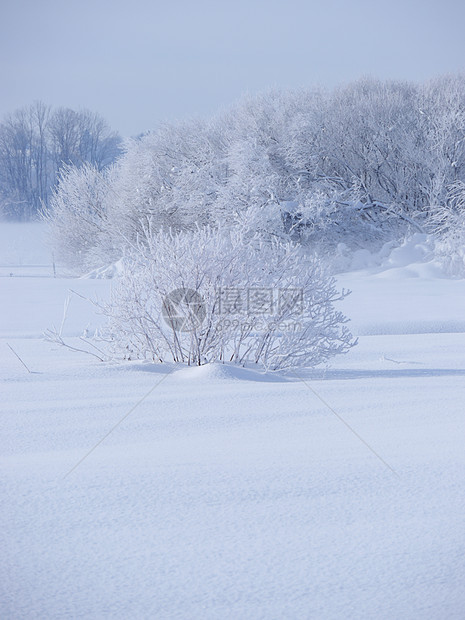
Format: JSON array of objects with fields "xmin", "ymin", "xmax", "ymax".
[
  {"xmin": 431, "ymin": 181, "xmax": 465, "ymax": 277},
  {"xmin": 100, "ymin": 226, "xmax": 355, "ymax": 371},
  {"xmin": 45, "ymin": 163, "xmax": 117, "ymax": 271}
]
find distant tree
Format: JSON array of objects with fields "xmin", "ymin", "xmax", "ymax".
[
  {"xmin": 48, "ymin": 107, "xmax": 121, "ymax": 171},
  {"xmin": 0, "ymin": 101, "xmax": 121, "ymax": 220},
  {"xmin": 0, "ymin": 101, "xmax": 51, "ymax": 219}
]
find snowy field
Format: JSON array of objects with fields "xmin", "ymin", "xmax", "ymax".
[{"xmin": 1, "ymin": 223, "xmax": 465, "ymax": 619}]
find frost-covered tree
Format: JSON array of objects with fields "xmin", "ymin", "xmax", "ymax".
[
  {"xmin": 418, "ymin": 75, "xmax": 465, "ymax": 208},
  {"xmin": 106, "ymin": 118, "xmax": 230, "ymax": 244}
]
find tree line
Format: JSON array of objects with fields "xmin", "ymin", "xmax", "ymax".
[
  {"xmin": 47, "ymin": 75, "xmax": 465, "ymax": 274},
  {"xmin": 0, "ymin": 101, "xmax": 121, "ymax": 220}
]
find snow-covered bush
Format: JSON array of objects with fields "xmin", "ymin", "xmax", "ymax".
[
  {"xmin": 45, "ymin": 163, "xmax": 117, "ymax": 271},
  {"xmin": 431, "ymin": 181, "xmax": 465, "ymax": 276},
  {"xmin": 100, "ymin": 226, "xmax": 355, "ymax": 370}
]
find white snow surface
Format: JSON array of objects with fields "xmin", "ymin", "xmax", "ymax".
[{"xmin": 1, "ymin": 223, "xmax": 465, "ymax": 619}]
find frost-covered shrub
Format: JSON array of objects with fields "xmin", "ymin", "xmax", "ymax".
[
  {"xmin": 45, "ymin": 163, "xmax": 117, "ymax": 271},
  {"xmin": 101, "ymin": 226, "xmax": 355, "ymax": 370},
  {"xmin": 431, "ymin": 181, "xmax": 465, "ymax": 276}
]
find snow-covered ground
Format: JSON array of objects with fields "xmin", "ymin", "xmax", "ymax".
[{"xmin": 1, "ymin": 223, "xmax": 465, "ymax": 619}]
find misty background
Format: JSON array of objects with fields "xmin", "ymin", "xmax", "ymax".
[{"xmin": 2, "ymin": 0, "xmax": 465, "ymax": 137}]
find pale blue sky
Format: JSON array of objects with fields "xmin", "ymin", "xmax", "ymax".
[{"xmin": 1, "ymin": 0, "xmax": 465, "ymax": 136}]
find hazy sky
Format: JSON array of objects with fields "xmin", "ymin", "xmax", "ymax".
[{"xmin": 2, "ymin": 0, "xmax": 465, "ymax": 136}]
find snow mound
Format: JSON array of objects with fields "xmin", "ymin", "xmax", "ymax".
[
  {"xmin": 375, "ymin": 260, "xmax": 447, "ymax": 280},
  {"xmin": 374, "ymin": 234, "xmax": 447, "ymax": 279},
  {"xmin": 338, "ymin": 234, "xmax": 449, "ymax": 279},
  {"xmin": 385, "ymin": 233, "xmax": 434, "ymax": 267},
  {"xmin": 173, "ymin": 362, "xmax": 287, "ymax": 382}
]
